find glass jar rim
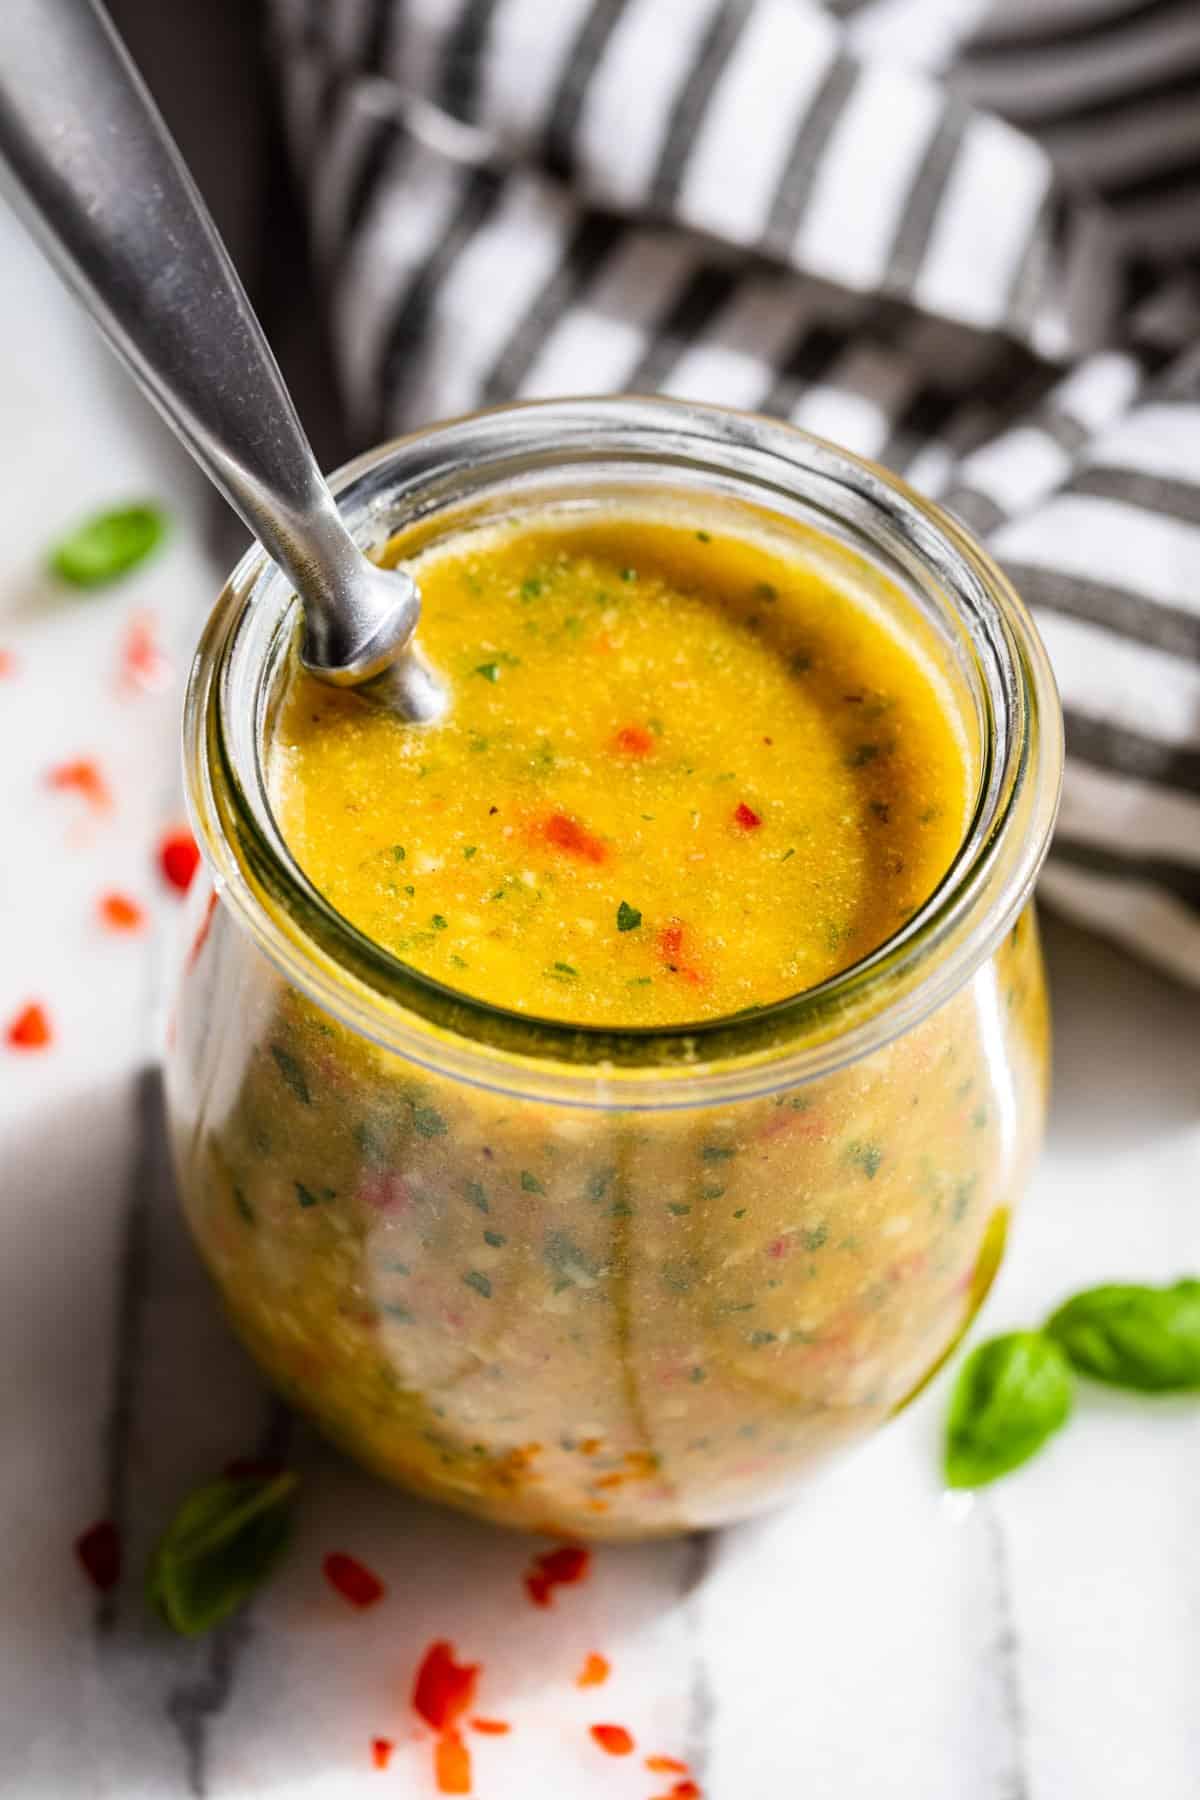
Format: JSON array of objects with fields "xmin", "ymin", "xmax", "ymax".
[{"xmin": 183, "ymin": 396, "xmax": 1062, "ymax": 1109}]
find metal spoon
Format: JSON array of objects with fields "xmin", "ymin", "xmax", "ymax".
[{"xmin": 0, "ymin": 0, "xmax": 445, "ymax": 721}]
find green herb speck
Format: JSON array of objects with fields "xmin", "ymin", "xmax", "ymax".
[
  {"xmin": 521, "ymin": 1170, "xmax": 545, "ymax": 1194},
  {"xmin": 465, "ymin": 1180, "xmax": 489, "ymax": 1214},
  {"xmin": 431, "ymin": 914, "xmax": 448, "ymax": 931},
  {"xmin": 695, "ymin": 530, "xmax": 712, "ymax": 543},
  {"xmin": 661, "ymin": 1256, "xmax": 700, "ymax": 1294},
  {"xmin": 703, "ymin": 1145, "xmax": 735, "ymax": 1163},
  {"xmin": 847, "ymin": 1139, "xmax": 883, "ymax": 1179},
  {"xmin": 780, "ymin": 848, "xmax": 795, "ymax": 863},
  {"xmin": 544, "ymin": 1230, "xmax": 601, "ymax": 1286},
  {"xmin": 295, "ymin": 1181, "xmax": 321, "ymax": 1209},
  {"xmin": 483, "ymin": 1229, "xmax": 506, "ymax": 1248},
  {"xmin": 269, "ymin": 1044, "xmax": 309, "ymax": 1105},
  {"xmin": 463, "ymin": 845, "xmax": 477, "ymax": 859},
  {"xmin": 233, "ymin": 1187, "xmax": 255, "ymax": 1226},
  {"xmin": 616, "ymin": 900, "xmax": 642, "ymax": 933},
  {"xmin": 353, "ymin": 1120, "xmax": 387, "ymax": 1163},
  {"xmin": 475, "ymin": 662, "xmax": 500, "ymax": 682},
  {"xmin": 668, "ymin": 1203, "xmax": 691, "ymax": 1216},
  {"xmin": 464, "ymin": 1270, "xmax": 492, "ymax": 1299},
  {"xmin": 412, "ymin": 1105, "xmax": 447, "ymax": 1138},
  {"xmin": 620, "ymin": 567, "xmax": 637, "ymax": 582}
]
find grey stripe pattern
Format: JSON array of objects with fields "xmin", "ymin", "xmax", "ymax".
[
  {"xmin": 626, "ymin": 264, "xmax": 740, "ymax": 392},
  {"xmin": 884, "ymin": 102, "xmax": 971, "ymax": 297},
  {"xmin": 1067, "ymin": 462, "xmax": 1200, "ymax": 525},
  {"xmin": 764, "ymin": 54, "xmax": 861, "ymax": 253},
  {"xmin": 438, "ymin": 0, "xmax": 504, "ymax": 122},
  {"xmin": 1064, "ymin": 708, "xmax": 1200, "ymax": 792},
  {"xmin": 482, "ymin": 210, "xmax": 624, "ymax": 402},
  {"xmin": 650, "ymin": 0, "xmax": 754, "ymax": 211},
  {"xmin": 96, "ymin": 1067, "xmax": 156, "ymax": 1635},
  {"xmin": 543, "ymin": 0, "xmax": 632, "ymax": 180},
  {"xmin": 375, "ymin": 165, "xmax": 505, "ymax": 435},
  {"xmin": 1003, "ymin": 562, "xmax": 1200, "ymax": 661}
]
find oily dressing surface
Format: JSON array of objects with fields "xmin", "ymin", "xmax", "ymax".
[{"xmin": 270, "ymin": 515, "xmax": 970, "ymax": 1026}]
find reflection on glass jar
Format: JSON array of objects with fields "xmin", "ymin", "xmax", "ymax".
[{"xmin": 167, "ymin": 399, "xmax": 1061, "ymax": 1539}]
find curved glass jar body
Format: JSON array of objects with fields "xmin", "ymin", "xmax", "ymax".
[{"xmin": 167, "ymin": 399, "xmax": 1061, "ymax": 1539}]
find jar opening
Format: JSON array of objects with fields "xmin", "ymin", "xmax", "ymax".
[{"xmin": 185, "ymin": 398, "xmax": 1061, "ymax": 1103}]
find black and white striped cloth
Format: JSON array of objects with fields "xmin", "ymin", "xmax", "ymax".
[{"xmin": 267, "ymin": 0, "xmax": 1200, "ymax": 984}]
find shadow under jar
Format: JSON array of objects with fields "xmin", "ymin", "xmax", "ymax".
[{"xmin": 167, "ymin": 398, "xmax": 1062, "ymax": 1540}]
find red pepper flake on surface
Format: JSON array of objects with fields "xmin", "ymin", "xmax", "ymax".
[
  {"xmin": 542, "ymin": 812, "xmax": 608, "ymax": 865},
  {"xmin": 159, "ymin": 827, "xmax": 200, "ymax": 893},
  {"xmin": 0, "ymin": 649, "xmax": 16, "ymax": 678},
  {"xmin": 75, "ymin": 1519, "xmax": 121, "ymax": 1591},
  {"xmin": 576, "ymin": 1651, "xmax": 610, "ymax": 1688},
  {"xmin": 657, "ymin": 921, "xmax": 704, "ymax": 987},
  {"xmin": 6, "ymin": 1002, "xmax": 52, "ymax": 1050},
  {"xmin": 612, "ymin": 723, "xmax": 654, "ymax": 757},
  {"xmin": 118, "ymin": 610, "xmax": 172, "ymax": 694},
  {"xmin": 470, "ymin": 1717, "xmax": 511, "ymax": 1735},
  {"xmin": 413, "ymin": 1640, "xmax": 481, "ymax": 1732},
  {"xmin": 370, "ymin": 1737, "xmax": 394, "ymax": 1771},
  {"xmin": 524, "ymin": 1543, "xmax": 591, "ymax": 1608},
  {"xmin": 434, "ymin": 1730, "xmax": 472, "ymax": 1795},
  {"xmin": 733, "ymin": 801, "xmax": 761, "ymax": 830},
  {"xmin": 590, "ymin": 1723, "xmax": 635, "ymax": 1757},
  {"xmin": 646, "ymin": 1755, "xmax": 690, "ymax": 1774},
  {"xmin": 323, "ymin": 1551, "xmax": 385, "ymax": 1609},
  {"xmin": 48, "ymin": 758, "xmax": 111, "ymax": 812},
  {"xmin": 655, "ymin": 1782, "xmax": 701, "ymax": 1799},
  {"xmin": 99, "ymin": 891, "xmax": 146, "ymax": 933}
]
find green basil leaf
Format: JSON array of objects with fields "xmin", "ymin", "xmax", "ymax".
[
  {"xmin": 1046, "ymin": 1280, "xmax": 1200, "ymax": 1392},
  {"xmin": 147, "ymin": 1471, "xmax": 298, "ymax": 1637},
  {"xmin": 616, "ymin": 901, "xmax": 642, "ymax": 933},
  {"xmin": 945, "ymin": 1331, "xmax": 1073, "ymax": 1489},
  {"xmin": 49, "ymin": 504, "xmax": 168, "ymax": 587}
]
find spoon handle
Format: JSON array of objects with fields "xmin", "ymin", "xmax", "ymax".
[{"xmin": 0, "ymin": 0, "xmax": 421, "ymax": 686}]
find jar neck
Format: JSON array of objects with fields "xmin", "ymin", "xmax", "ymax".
[{"xmin": 184, "ymin": 398, "xmax": 1062, "ymax": 1107}]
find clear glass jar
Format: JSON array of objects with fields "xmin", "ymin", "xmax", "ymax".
[{"xmin": 167, "ymin": 398, "xmax": 1061, "ymax": 1539}]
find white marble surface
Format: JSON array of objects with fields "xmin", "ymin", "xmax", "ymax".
[{"xmin": 1, "ymin": 201, "xmax": 1198, "ymax": 1800}]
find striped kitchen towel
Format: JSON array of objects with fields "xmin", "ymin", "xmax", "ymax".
[{"xmin": 267, "ymin": 0, "xmax": 1200, "ymax": 983}]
